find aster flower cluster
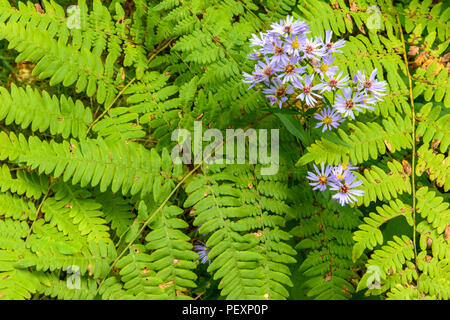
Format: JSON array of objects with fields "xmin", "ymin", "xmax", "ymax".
[
  {"xmin": 243, "ymin": 16, "xmax": 387, "ymax": 132},
  {"xmin": 242, "ymin": 17, "xmax": 386, "ymax": 205},
  {"xmin": 306, "ymin": 162, "xmax": 364, "ymax": 206}
]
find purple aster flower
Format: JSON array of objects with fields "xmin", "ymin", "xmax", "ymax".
[
  {"xmin": 278, "ymin": 56, "xmax": 305, "ymax": 83},
  {"xmin": 334, "ymin": 87, "xmax": 373, "ymax": 119},
  {"xmin": 263, "ymin": 78, "xmax": 294, "ymax": 108},
  {"xmin": 354, "ymin": 68, "xmax": 387, "ymax": 99},
  {"xmin": 261, "ymin": 38, "xmax": 290, "ymax": 65},
  {"xmin": 194, "ymin": 243, "xmax": 211, "ymax": 264},
  {"xmin": 314, "ymin": 107, "xmax": 344, "ymax": 132},
  {"xmin": 254, "ymin": 57, "xmax": 280, "ymax": 83},
  {"xmin": 330, "ymin": 162, "xmax": 358, "ymax": 183},
  {"xmin": 291, "ymin": 19, "xmax": 310, "ymax": 36},
  {"xmin": 320, "ymin": 71, "xmax": 350, "ymax": 92},
  {"xmin": 270, "ymin": 16, "xmax": 310, "ymax": 37},
  {"xmin": 301, "ymin": 37, "xmax": 327, "ymax": 60},
  {"xmin": 285, "ymin": 34, "xmax": 307, "ymax": 57},
  {"xmin": 306, "ymin": 163, "xmax": 333, "ymax": 191},
  {"xmin": 293, "ymin": 74, "xmax": 324, "ymax": 106},
  {"xmin": 247, "ymin": 50, "xmax": 263, "ymax": 60},
  {"xmin": 322, "ymin": 30, "xmax": 346, "ymax": 53},
  {"xmin": 267, "ymin": 95, "xmax": 278, "ymax": 105},
  {"xmin": 313, "ymin": 55, "xmax": 339, "ymax": 79},
  {"xmin": 330, "ymin": 166, "xmax": 348, "ymax": 182},
  {"xmin": 329, "ymin": 172, "xmax": 364, "ymax": 206},
  {"xmin": 362, "ymin": 95, "xmax": 378, "ymax": 107},
  {"xmin": 250, "ymin": 32, "xmax": 268, "ymax": 47},
  {"xmin": 242, "ymin": 71, "xmax": 264, "ymax": 89}
]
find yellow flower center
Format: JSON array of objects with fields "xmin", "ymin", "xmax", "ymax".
[
  {"xmin": 320, "ymin": 64, "xmax": 329, "ymax": 72},
  {"xmin": 341, "ymin": 163, "xmax": 348, "ymax": 170},
  {"xmin": 318, "ymin": 175, "xmax": 328, "ymax": 185},
  {"xmin": 336, "ymin": 173, "xmax": 344, "ymax": 180},
  {"xmin": 291, "ymin": 40, "xmax": 299, "ymax": 49},
  {"xmin": 322, "ymin": 116, "xmax": 332, "ymax": 125}
]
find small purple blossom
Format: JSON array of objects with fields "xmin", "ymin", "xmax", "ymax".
[
  {"xmin": 330, "ymin": 162, "xmax": 358, "ymax": 183},
  {"xmin": 330, "ymin": 165, "xmax": 348, "ymax": 183},
  {"xmin": 334, "ymin": 87, "xmax": 372, "ymax": 119},
  {"xmin": 320, "ymin": 71, "xmax": 350, "ymax": 92},
  {"xmin": 306, "ymin": 163, "xmax": 333, "ymax": 191},
  {"xmin": 253, "ymin": 57, "xmax": 280, "ymax": 84},
  {"xmin": 322, "ymin": 30, "xmax": 346, "ymax": 53},
  {"xmin": 313, "ymin": 55, "xmax": 339, "ymax": 79},
  {"xmin": 354, "ymin": 68, "xmax": 387, "ymax": 99},
  {"xmin": 250, "ymin": 32, "xmax": 268, "ymax": 47},
  {"xmin": 279, "ymin": 56, "xmax": 305, "ymax": 83},
  {"xmin": 285, "ymin": 34, "xmax": 306, "ymax": 57},
  {"xmin": 314, "ymin": 107, "xmax": 344, "ymax": 132},
  {"xmin": 270, "ymin": 15, "xmax": 310, "ymax": 37},
  {"xmin": 261, "ymin": 38, "xmax": 290, "ymax": 65},
  {"xmin": 242, "ymin": 71, "xmax": 263, "ymax": 89},
  {"xmin": 266, "ymin": 95, "xmax": 277, "ymax": 105},
  {"xmin": 294, "ymin": 74, "xmax": 324, "ymax": 106},
  {"xmin": 247, "ymin": 50, "xmax": 263, "ymax": 60},
  {"xmin": 362, "ymin": 96, "xmax": 378, "ymax": 107},
  {"xmin": 329, "ymin": 172, "xmax": 364, "ymax": 206},
  {"xmin": 194, "ymin": 243, "xmax": 211, "ymax": 264},
  {"xmin": 301, "ymin": 37, "xmax": 327, "ymax": 60},
  {"xmin": 263, "ymin": 78, "xmax": 294, "ymax": 108}
]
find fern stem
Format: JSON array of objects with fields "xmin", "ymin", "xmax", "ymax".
[
  {"xmin": 86, "ymin": 78, "xmax": 136, "ymax": 135},
  {"xmin": 22, "ymin": 179, "xmax": 55, "ymax": 249},
  {"xmin": 396, "ymin": 14, "xmax": 417, "ymax": 265}
]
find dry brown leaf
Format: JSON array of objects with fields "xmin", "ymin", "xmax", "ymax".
[
  {"xmin": 159, "ymin": 280, "xmax": 174, "ymax": 289},
  {"xmin": 408, "ymin": 45, "xmax": 420, "ymax": 57},
  {"xmin": 350, "ymin": 2, "xmax": 358, "ymax": 12},
  {"xmin": 35, "ymin": 3, "xmax": 45, "ymax": 14},
  {"xmin": 402, "ymin": 160, "xmax": 412, "ymax": 175},
  {"xmin": 445, "ymin": 225, "xmax": 450, "ymax": 241},
  {"xmin": 384, "ymin": 140, "xmax": 393, "ymax": 153}
]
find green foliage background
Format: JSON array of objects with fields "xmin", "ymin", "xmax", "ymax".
[{"xmin": 0, "ymin": 0, "xmax": 448, "ymax": 300}]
